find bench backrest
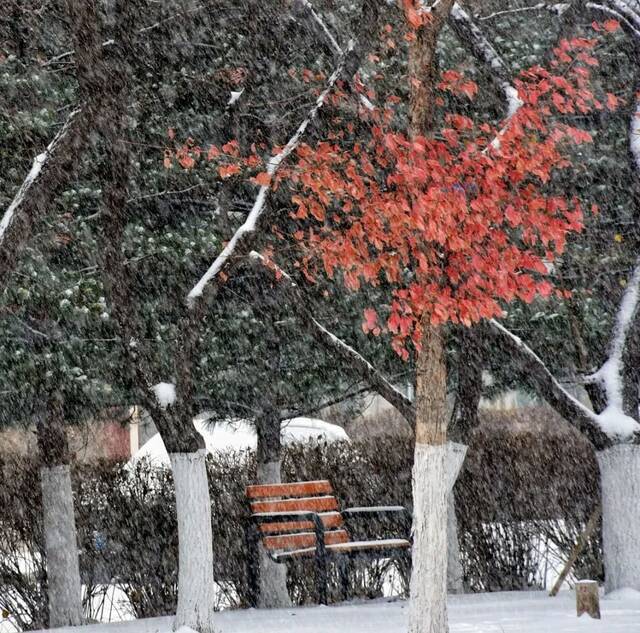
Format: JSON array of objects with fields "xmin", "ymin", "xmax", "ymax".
[{"xmin": 246, "ymin": 480, "xmax": 350, "ymax": 552}]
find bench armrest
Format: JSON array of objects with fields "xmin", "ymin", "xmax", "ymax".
[
  {"xmin": 343, "ymin": 506, "xmax": 408, "ymax": 516},
  {"xmin": 342, "ymin": 506, "xmax": 411, "ymax": 538}
]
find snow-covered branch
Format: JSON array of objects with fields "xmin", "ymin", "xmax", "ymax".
[
  {"xmin": 604, "ymin": 0, "xmax": 640, "ymax": 30},
  {"xmin": 294, "ymin": 0, "xmax": 374, "ymax": 110},
  {"xmin": 586, "ymin": 2, "xmax": 640, "ymax": 38},
  {"xmin": 0, "ymin": 107, "xmax": 84, "ymax": 290},
  {"xmin": 487, "ymin": 319, "xmax": 615, "ymax": 446},
  {"xmin": 449, "ymin": 3, "xmax": 522, "ymax": 118},
  {"xmin": 476, "ymin": 3, "xmax": 569, "ymax": 21},
  {"xmin": 249, "ymin": 251, "xmax": 416, "ymax": 425},
  {"xmin": 587, "ymin": 257, "xmax": 640, "ymax": 409},
  {"xmin": 295, "ymin": 0, "xmax": 342, "ymax": 56},
  {"xmin": 585, "ymin": 90, "xmax": 640, "ymax": 427},
  {"xmin": 187, "ymin": 42, "xmax": 355, "ymax": 307}
]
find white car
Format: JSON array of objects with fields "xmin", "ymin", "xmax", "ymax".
[{"xmin": 130, "ymin": 415, "xmax": 349, "ymax": 468}]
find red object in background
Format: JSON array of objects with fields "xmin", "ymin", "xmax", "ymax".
[{"xmin": 101, "ymin": 422, "xmax": 131, "ymax": 460}]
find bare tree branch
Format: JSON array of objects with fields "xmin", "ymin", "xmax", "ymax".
[
  {"xmin": 293, "ymin": 0, "xmax": 375, "ymax": 110},
  {"xmin": 448, "ymin": 3, "xmax": 522, "ymax": 117},
  {"xmin": 476, "ymin": 2, "xmax": 569, "ymax": 21},
  {"xmin": 486, "ymin": 319, "xmax": 613, "ymax": 448},
  {"xmin": 294, "ymin": 0, "xmax": 342, "ymax": 55},
  {"xmin": 249, "ymin": 251, "xmax": 417, "ymax": 425},
  {"xmin": 187, "ymin": 42, "xmax": 355, "ymax": 307},
  {"xmin": 43, "ymin": 5, "xmax": 207, "ymax": 66}
]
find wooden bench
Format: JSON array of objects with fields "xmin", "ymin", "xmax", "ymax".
[{"xmin": 245, "ymin": 479, "xmax": 411, "ymax": 605}]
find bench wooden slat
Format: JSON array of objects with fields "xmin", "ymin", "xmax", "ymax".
[
  {"xmin": 259, "ymin": 511, "xmax": 343, "ymax": 534},
  {"xmin": 250, "ymin": 495, "xmax": 338, "ymax": 515},
  {"xmin": 246, "ymin": 480, "xmax": 333, "ymax": 500},
  {"xmin": 263, "ymin": 529, "xmax": 350, "ymax": 551}
]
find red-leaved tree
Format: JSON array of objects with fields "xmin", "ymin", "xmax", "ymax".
[{"xmin": 168, "ymin": 11, "xmax": 618, "ymax": 631}]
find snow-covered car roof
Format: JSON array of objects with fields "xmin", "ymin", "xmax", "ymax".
[{"xmin": 129, "ymin": 416, "xmax": 349, "ymax": 468}]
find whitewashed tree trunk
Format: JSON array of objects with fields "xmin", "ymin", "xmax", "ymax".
[
  {"xmin": 446, "ymin": 443, "xmax": 467, "ymax": 594},
  {"xmin": 256, "ymin": 459, "xmax": 281, "ymax": 484},
  {"xmin": 40, "ymin": 465, "xmax": 83, "ymax": 628},
  {"xmin": 256, "ymin": 459, "xmax": 292, "ymax": 608},
  {"xmin": 596, "ymin": 444, "xmax": 640, "ymax": 593},
  {"xmin": 409, "ymin": 442, "xmax": 466, "ymax": 633},
  {"xmin": 408, "ymin": 444, "xmax": 448, "ymax": 633},
  {"xmin": 169, "ymin": 450, "xmax": 218, "ymax": 633}
]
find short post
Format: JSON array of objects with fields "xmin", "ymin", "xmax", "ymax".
[{"xmin": 575, "ymin": 580, "xmax": 600, "ymax": 619}]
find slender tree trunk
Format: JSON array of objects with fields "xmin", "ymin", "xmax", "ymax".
[
  {"xmin": 596, "ymin": 445, "xmax": 640, "ymax": 593},
  {"xmin": 406, "ymin": 4, "xmax": 455, "ymax": 631},
  {"xmin": 37, "ymin": 403, "xmax": 83, "ymax": 628},
  {"xmin": 255, "ymin": 413, "xmax": 291, "ymax": 608}
]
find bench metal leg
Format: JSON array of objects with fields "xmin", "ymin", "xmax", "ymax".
[
  {"xmin": 315, "ymin": 549, "xmax": 328, "ymax": 605},
  {"xmin": 245, "ymin": 523, "xmax": 259, "ymax": 607},
  {"xmin": 338, "ymin": 556, "xmax": 350, "ymax": 602}
]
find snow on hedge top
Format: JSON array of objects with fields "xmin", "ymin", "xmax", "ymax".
[
  {"xmin": 151, "ymin": 382, "xmax": 176, "ymax": 409},
  {"xmin": 131, "ymin": 416, "xmax": 349, "ymax": 466}
]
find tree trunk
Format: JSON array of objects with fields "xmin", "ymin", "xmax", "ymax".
[
  {"xmin": 446, "ymin": 493, "xmax": 463, "ymax": 594},
  {"xmin": 255, "ymin": 414, "xmax": 291, "ymax": 608},
  {"xmin": 406, "ymin": 3, "xmax": 454, "ymax": 628},
  {"xmin": 445, "ymin": 443, "xmax": 467, "ymax": 594},
  {"xmin": 37, "ymin": 401, "xmax": 83, "ymax": 628},
  {"xmin": 169, "ymin": 450, "xmax": 218, "ymax": 633},
  {"xmin": 408, "ymin": 324, "xmax": 450, "ymax": 633},
  {"xmin": 447, "ymin": 329, "xmax": 479, "ymax": 593},
  {"xmin": 596, "ymin": 444, "xmax": 640, "ymax": 593},
  {"xmin": 40, "ymin": 465, "xmax": 83, "ymax": 627}
]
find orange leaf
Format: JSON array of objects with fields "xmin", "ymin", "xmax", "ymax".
[
  {"xmin": 252, "ymin": 172, "xmax": 271, "ymax": 187},
  {"xmin": 218, "ymin": 163, "xmax": 240, "ymax": 178},
  {"xmin": 603, "ymin": 19, "xmax": 620, "ymax": 32}
]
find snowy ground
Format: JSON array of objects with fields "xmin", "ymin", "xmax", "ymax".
[{"xmin": 27, "ymin": 590, "xmax": 640, "ymax": 633}]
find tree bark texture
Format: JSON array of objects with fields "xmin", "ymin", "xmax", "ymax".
[{"xmin": 255, "ymin": 414, "xmax": 292, "ymax": 608}]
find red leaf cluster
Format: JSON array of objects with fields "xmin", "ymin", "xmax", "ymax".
[{"xmin": 286, "ymin": 38, "xmax": 612, "ymax": 355}]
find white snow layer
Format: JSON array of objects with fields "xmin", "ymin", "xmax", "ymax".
[
  {"xmin": 227, "ymin": 89, "xmax": 244, "ymax": 106},
  {"xmin": 131, "ymin": 416, "xmax": 349, "ymax": 467},
  {"xmin": 27, "ymin": 590, "xmax": 640, "ymax": 633},
  {"xmin": 587, "ymin": 257, "xmax": 640, "ymax": 439},
  {"xmin": 151, "ymin": 382, "xmax": 177, "ymax": 409},
  {"xmin": 593, "ymin": 405, "xmax": 639, "ymax": 440}
]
